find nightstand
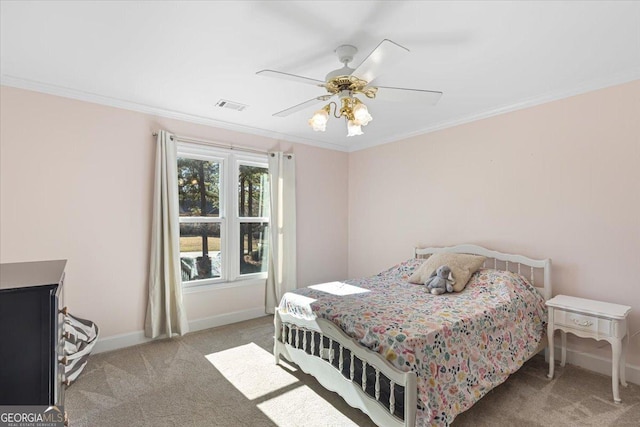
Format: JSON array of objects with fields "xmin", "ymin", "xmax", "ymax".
[{"xmin": 546, "ymin": 295, "xmax": 631, "ymax": 403}]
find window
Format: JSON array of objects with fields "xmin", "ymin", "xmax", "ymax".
[{"xmin": 177, "ymin": 144, "xmax": 269, "ymax": 287}]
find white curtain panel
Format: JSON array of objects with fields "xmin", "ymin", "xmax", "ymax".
[
  {"xmin": 265, "ymin": 152, "xmax": 297, "ymax": 314},
  {"xmin": 144, "ymin": 130, "xmax": 189, "ymax": 338}
]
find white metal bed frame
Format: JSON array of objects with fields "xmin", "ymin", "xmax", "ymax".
[{"xmin": 273, "ymin": 244, "xmax": 552, "ymax": 427}]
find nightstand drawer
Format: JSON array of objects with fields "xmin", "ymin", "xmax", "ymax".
[{"xmin": 554, "ymin": 310, "xmax": 611, "ymax": 336}]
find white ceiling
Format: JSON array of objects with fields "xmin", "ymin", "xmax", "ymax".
[{"xmin": 2, "ymin": 1, "xmax": 639, "ymax": 152}]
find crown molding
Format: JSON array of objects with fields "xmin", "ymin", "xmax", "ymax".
[
  {"xmin": 3, "ymin": 69, "xmax": 638, "ymax": 154},
  {"xmin": 0, "ymin": 75, "xmax": 350, "ymax": 153},
  {"xmin": 346, "ymin": 68, "xmax": 640, "ymax": 152}
]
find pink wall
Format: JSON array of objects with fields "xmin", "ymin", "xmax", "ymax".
[
  {"xmin": 349, "ymin": 80, "xmax": 640, "ymax": 367},
  {"xmin": 2, "ymin": 80, "xmax": 638, "ymax": 372},
  {"xmin": 0, "ymin": 86, "xmax": 348, "ymax": 338}
]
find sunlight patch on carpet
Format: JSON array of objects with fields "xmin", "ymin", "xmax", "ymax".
[
  {"xmin": 257, "ymin": 386, "xmax": 359, "ymax": 427},
  {"xmin": 207, "ymin": 342, "xmax": 359, "ymax": 425},
  {"xmin": 206, "ymin": 342, "xmax": 298, "ymax": 400}
]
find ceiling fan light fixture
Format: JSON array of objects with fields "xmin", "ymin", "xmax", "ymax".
[
  {"xmin": 308, "ymin": 107, "xmax": 329, "ymax": 132},
  {"xmin": 308, "ymin": 97, "xmax": 371, "ymax": 136},
  {"xmin": 347, "ymin": 119, "xmax": 363, "ymax": 137},
  {"xmin": 260, "ymin": 39, "xmax": 443, "ymax": 139}
]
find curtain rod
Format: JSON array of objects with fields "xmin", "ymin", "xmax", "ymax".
[{"xmin": 152, "ymin": 132, "xmax": 268, "ymax": 155}]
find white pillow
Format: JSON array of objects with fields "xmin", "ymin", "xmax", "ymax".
[{"xmin": 408, "ymin": 253, "xmax": 486, "ymax": 292}]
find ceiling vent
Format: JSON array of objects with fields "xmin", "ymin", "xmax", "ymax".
[{"xmin": 215, "ymin": 99, "xmax": 248, "ymax": 112}]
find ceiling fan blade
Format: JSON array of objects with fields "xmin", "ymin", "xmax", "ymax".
[
  {"xmin": 351, "ymin": 39, "xmax": 410, "ymax": 83},
  {"xmin": 256, "ymin": 70, "xmax": 325, "ymax": 86},
  {"xmin": 273, "ymin": 95, "xmax": 333, "ymax": 117},
  {"xmin": 374, "ymin": 86, "xmax": 443, "ymax": 105}
]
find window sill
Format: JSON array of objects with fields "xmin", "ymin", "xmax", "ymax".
[{"xmin": 182, "ymin": 276, "xmax": 267, "ymax": 294}]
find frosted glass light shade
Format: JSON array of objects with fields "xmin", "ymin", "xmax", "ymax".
[
  {"xmin": 347, "ymin": 120, "xmax": 363, "ymax": 136},
  {"xmin": 308, "ymin": 109, "xmax": 329, "ymax": 131},
  {"xmin": 353, "ymin": 103, "xmax": 372, "ymax": 126}
]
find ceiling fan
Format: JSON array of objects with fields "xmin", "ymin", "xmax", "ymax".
[{"xmin": 257, "ymin": 39, "xmax": 443, "ymax": 136}]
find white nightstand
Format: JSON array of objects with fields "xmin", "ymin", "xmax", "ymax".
[{"xmin": 546, "ymin": 295, "xmax": 631, "ymax": 403}]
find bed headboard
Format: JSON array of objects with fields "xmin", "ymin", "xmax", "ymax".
[{"xmin": 414, "ymin": 244, "xmax": 552, "ymax": 300}]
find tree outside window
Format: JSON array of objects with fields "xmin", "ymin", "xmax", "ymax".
[
  {"xmin": 177, "ymin": 147, "xmax": 269, "ymax": 286},
  {"xmin": 238, "ymin": 164, "xmax": 269, "ymax": 275}
]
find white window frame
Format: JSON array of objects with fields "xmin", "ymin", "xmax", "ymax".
[
  {"xmin": 177, "ymin": 143, "xmax": 269, "ymax": 289},
  {"xmin": 233, "ymin": 156, "xmax": 271, "ymax": 281}
]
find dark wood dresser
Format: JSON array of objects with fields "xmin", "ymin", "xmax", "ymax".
[{"xmin": 0, "ymin": 260, "xmax": 67, "ymax": 408}]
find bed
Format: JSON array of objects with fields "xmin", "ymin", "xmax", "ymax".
[{"xmin": 273, "ymin": 244, "xmax": 552, "ymax": 427}]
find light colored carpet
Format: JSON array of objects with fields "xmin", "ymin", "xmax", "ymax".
[{"xmin": 66, "ymin": 316, "xmax": 640, "ymax": 426}]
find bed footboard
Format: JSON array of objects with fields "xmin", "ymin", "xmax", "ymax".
[{"xmin": 274, "ymin": 310, "xmax": 417, "ymax": 427}]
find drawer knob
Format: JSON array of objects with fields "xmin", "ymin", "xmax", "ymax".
[
  {"xmin": 59, "ymin": 306, "xmax": 69, "ymax": 316},
  {"xmin": 572, "ymin": 318, "xmax": 593, "ymax": 327}
]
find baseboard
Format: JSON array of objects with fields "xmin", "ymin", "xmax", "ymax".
[
  {"xmin": 92, "ymin": 307, "xmax": 267, "ymax": 354},
  {"xmin": 187, "ymin": 307, "xmax": 267, "ymax": 332},
  {"xmin": 549, "ymin": 345, "xmax": 640, "ymax": 386}
]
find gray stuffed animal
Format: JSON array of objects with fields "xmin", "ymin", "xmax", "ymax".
[{"xmin": 423, "ymin": 265, "xmax": 456, "ymax": 295}]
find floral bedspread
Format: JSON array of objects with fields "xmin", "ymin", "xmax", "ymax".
[{"xmin": 278, "ymin": 259, "xmax": 547, "ymax": 426}]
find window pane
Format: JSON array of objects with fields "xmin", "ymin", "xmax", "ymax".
[
  {"xmin": 178, "ymin": 158, "xmax": 220, "ymax": 217},
  {"xmin": 238, "ymin": 165, "xmax": 269, "ymax": 217},
  {"xmin": 180, "ymin": 223, "xmax": 221, "ymax": 281},
  {"xmin": 240, "ymin": 223, "xmax": 269, "ymax": 275}
]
